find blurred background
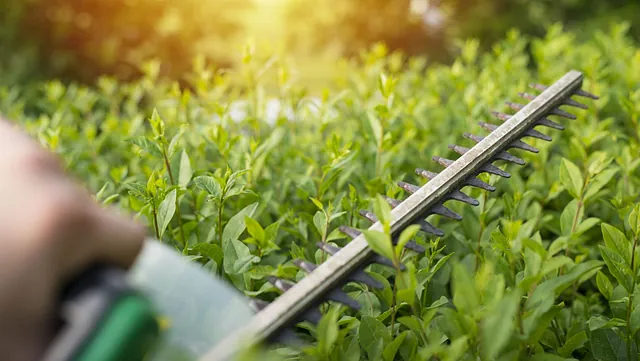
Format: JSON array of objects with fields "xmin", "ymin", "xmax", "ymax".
[{"xmin": 1, "ymin": 0, "xmax": 638, "ymax": 91}]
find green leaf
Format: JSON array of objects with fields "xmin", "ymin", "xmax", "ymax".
[
  {"xmin": 590, "ymin": 328, "xmax": 636, "ymax": 361},
  {"xmin": 157, "ymin": 189, "xmax": 177, "ymax": 239},
  {"xmin": 629, "ymin": 203, "xmax": 640, "ymax": 237},
  {"xmin": 382, "ymin": 331, "xmax": 407, "ymax": 361},
  {"xmin": 599, "ymin": 245, "xmax": 634, "ymax": 293},
  {"xmin": 222, "ymin": 202, "xmax": 259, "ymax": 248},
  {"xmin": 575, "ymin": 217, "xmax": 601, "ymax": 236},
  {"xmin": 130, "ymin": 136, "xmax": 163, "ymax": 158},
  {"xmin": 358, "ymin": 316, "xmax": 391, "ymax": 361},
  {"xmin": 560, "ymin": 158, "xmax": 584, "ymax": 198},
  {"xmin": 329, "ymin": 211, "xmax": 347, "ymax": 222},
  {"xmin": 223, "ymin": 239, "xmax": 253, "ymax": 275},
  {"xmin": 313, "ymin": 211, "xmax": 328, "ymax": 238},
  {"xmin": 596, "ymin": 271, "xmax": 614, "ymax": 300},
  {"xmin": 527, "ymin": 260, "xmax": 603, "ymax": 311},
  {"xmin": 317, "ymin": 306, "xmax": 340, "ymax": 356},
  {"xmin": 191, "ymin": 243, "xmax": 223, "ymax": 266},
  {"xmin": 588, "ymin": 316, "xmax": 627, "ymax": 331},
  {"xmin": 601, "ymin": 223, "xmax": 631, "ymax": 264},
  {"xmin": 264, "ymin": 221, "xmax": 280, "ymax": 243},
  {"xmin": 341, "ymin": 334, "xmax": 361, "ymax": 361},
  {"xmin": 194, "ymin": 176, "xmax": 222, "ymax": 199},
  {"xmin": 630, "ymin": 304, "xmax": 640, "ymax": 337},
  {"xmin": 584, "ymin": 168, "xmax": 618, "ymax": 202},
  {"xmin": 481, "ymin": 289, "xmax": 521, "ymax": 360},
  {"xmin": 244, "ymin": 216, "xmax": 265, "ymax": 243},
  {"xmin": 373, "ymin": 195, "xmax": 392, "ymax": 227},
  {"xmin": 149, "ymin": 108, "xmax": 165, "ymax": 137},
  {"xmin": 363, "ymin": 230, "xmax": 394, "ymax": 262},
  {"xmin": 309, "ymin": 197, "xmax": 324, "ymax": 211},
  {"xmin": 367, "ymin": 111, "xmax": 383, "ymax": 147},
  {"xmin": 326, "ymin": 227, "xmax": 346, "ymax": 242},
  {"xmin": 560, "ymin": 199, "xmax": 581, "ymax": 236},
  {"xmin": 452, "ymin": 262, "xmax": 479, "ymax": 313},
  {"xmin": 397, "ymin": 316, "xmax": 423, "ymax": 336},
  {"xmin": 178, "ymin": 149, "xmax": 193, "ymax": 187},
  {"xmin": 233, "ymin": 254, "xmax": 261, "ymax": 274},
  {"xmin": 558, "ymin": 331, "xmax": 588, "ymax": 357},
  {"xmin": 396, "ymin": 224, "xmax": 421, "ymax": 258}
]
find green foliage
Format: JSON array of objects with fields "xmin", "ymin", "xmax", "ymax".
[{"xmin": 4, "ymin": 23, "xmax": 640, "ymax": 360}]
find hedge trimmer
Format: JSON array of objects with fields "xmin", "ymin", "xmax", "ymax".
[{"xmin": 43, "ymin": 70, "xmax": 598, "ymax": 361}]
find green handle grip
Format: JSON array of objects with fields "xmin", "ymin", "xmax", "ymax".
[{"xmin": 43, "ymin": 265, "xmax": 161, "ymax": 361}]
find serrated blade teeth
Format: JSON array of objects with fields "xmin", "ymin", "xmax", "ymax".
[
  {"xmin": 484, "ymin": 118, "xmax": 551, "ymax": 141},
  {"xmin": 432, "ymin": 156, "xmax": 455, "ymax": 168},
  {"xmin": 524, "ymin": 128, "xmax": 552, "ymax": 141},
  {"xmin": 269, "ymin": 272, "xmax": 360, "ymax": 311},
  {"xmin": 327, "ymin": 288, "xmax": 362, "ymax": 310},
  {"xmin": 339, "ymin": 225, "xmax": 362, "ymax": 239},
  {"xmin": 415, "ymin": 168, "xmax": 438, "ymax": 180},
  {"xmin": 381, "ymin": 192, "xmax": 443, "ymax": 238},
  {"xmin": 478, "ymin": 121, "xmax": 498, "ymax": 132},
  {"xmin": 270, "ymin": 329, "xmax": 304, "ymax": 347},
  {"xmin": 505, "ymin": 101, "xmax": 524, "ymax": 111},
  {"xmin": 358, "ymin": 209, "xmax": 377, "ymax": 222},
  {"xmin": 517, "ymin": 92, "xmax": 536, "ymax": 101},
  {"xmin": 249, "ymin": 298, "xmax": 270, "ymax": 312},
  {"xmin": 293, "ymin": 259, "xmax": 317, "ymax": 273},
  {"xmin": 398, "ymin": 181, "xmax": 420, "ymax": 193},
  {"xmin": 372, "ymin": 254, "xmax": 405, "ymax": 270},
  {"xmin": 316, "ymin": 241, "xmax": 340, "ymax": 255},
  {"xmin": 491, "ymin": 111, "xmax": 511, "ymax": 121},
  {"xmin": 448, "ymin": 190, "xmax": 479, "ymax": 206},
  {"xmin": 562, "ymin": 97, "xmax": 588, "ymax": 109},
  {"xmin": 463, "ymin": 132, "xmax": 484, "ymax": 143},
  {"xmin": 417, "ymin": 221, "xmax": 445, "ymax": 237},
  {"xmin": 509, "ymin": 139, "xmax": 539, "ymax": 153},
  {"xmin": 529, "ymin": 83, "xmax": 548, "ymax": 92},
  {"xmin": 269, "ymin": 276, "xmax": 294, "ymax": 292},
  {"xmin": 382, "ymin": 195, "xmax": 402, "ymax": 207},
  {"xmin": 574, "ymin": 89, "xmax": 599, "ymax": 99},
  {"xmin": 495, "ymin": 150, "xmax": 525, "ymax": 165},
  {"xmin": 431, "ymin": 203, "xmax": 463, "ymax": 220},
  {"xmin": 348, "ymin": 271, "xmax": 385, "ymax": 289},
  {"xmin": 448, "ymin": 144, "xmax": 470, "ymax": 155},
  {"xmin": 519, "ymin": 90, "xmax": 586, "ymax": 110},
  {"xmin": 480, "ymin": 164, "xmax": 510, "ymax": 178},
  {"xmin": 464, "ymin": 177, "xmax": 496, "ymax": 192},
  {"xmin": 536, "ymin": 118, "xmax": 564, "ymax": 130},
  {"xmin": 358, "ymin": 210, "xmax": 427, "ymax": 251},
  {"xmin": 548, "ymin": 108, "xmax": 576, "ymax": 119},
  {"xmin": 302, "ymin": 309, "xmax": 324, "ymax": 324}
]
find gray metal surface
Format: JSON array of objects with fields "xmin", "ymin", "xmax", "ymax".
[{"xmin": 199, "ymin": 70, "xmax": 585, "ymax": 361}]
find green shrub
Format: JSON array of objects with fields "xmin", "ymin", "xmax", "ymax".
[{"xmin": 2, "ymin": 22, "xmax": 640, "ymax": 360}]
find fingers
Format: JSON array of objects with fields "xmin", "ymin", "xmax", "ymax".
[
  {"xmin": 83, "ymin": 204, "xmax": 147, "ymax": 269},
  {"xmin": 35, "ymin": 177, "xmax": 147, "ymax": 283}
]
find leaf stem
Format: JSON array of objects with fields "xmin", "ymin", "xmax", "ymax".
[
  {"xmin": 151, "ymin": 200, "xmax": 160, "ymax": 240},
  {"xmin": 217, "ymin": 199, "xmax": 225, "ymax": 248},
  {"xmin": 163, "ymin": 144, "xmax": 187, "ymax": 248},
  {"xmin": 391, "ymin": 270, "xmax": 398, "ymax": 337},
  {"xmin": 475, "ymin": 191, "xmax": 488, "ymax": 271},
  {"xmin": 627, "ymin": 234, "xmax": 639, "ymax": 361}
]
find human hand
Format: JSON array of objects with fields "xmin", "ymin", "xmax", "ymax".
[{"xmin": 0, "ymin": 117, "xmax": 146, "ymax": 361}]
